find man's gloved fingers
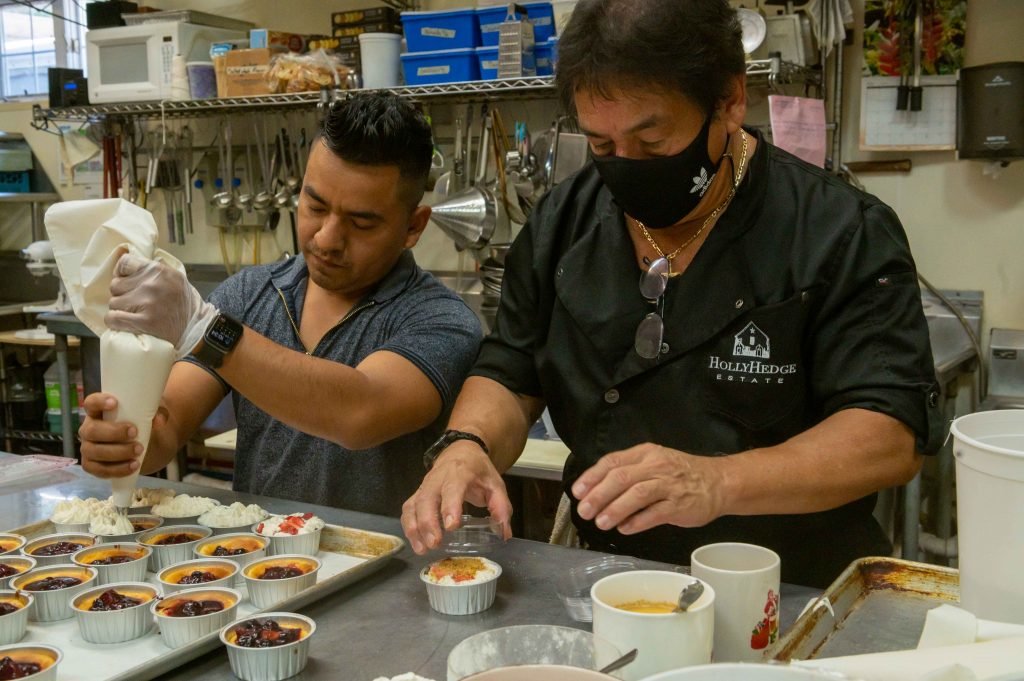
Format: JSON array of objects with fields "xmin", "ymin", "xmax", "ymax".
[
  {"xmin": 114, "ymin": 252, "xmax": 154, "ymax": 277},
  {"xmin": 104, "ymin": 309, "xmax": 153, "ymax": 335}
]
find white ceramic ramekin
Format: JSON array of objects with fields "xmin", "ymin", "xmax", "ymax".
[
  {"xmin": 420, "ymin": 556, "xmax": 502, "ymax": 616},
  {"xmin": 137, "ymin": 525, "xmax": 212, "ymax": 572},
  {"xmin": 71, "ymin": 581, "xmax": 158, "ymax": 643},
  {"xmin": 0, "ymin": 590, "xmax": 33, "ymax": 644},
  {"xmin": 242, "ymin": 555, "xmax": 321, "ymax": 610},
  {"xmin": 20, "ymin": 533, "xmax": 98, "ymax": 567},
  {"xmin": 11, "ymin": 565, "xmax": 98, "ymax": 622},
  {"xmin": 152, "ymin": 586, "xmax": 241, "ymax": 649},
  {"xmin": 157, "ymin": 558, "xmax": 239, "ymax": 594},
  {"xmin": 71, "ymin": 543, "xmax": 150, "ymax": 585},
  {"xmin": 0, "ymin": 643, "xmax": 62, "ymax": 681},
  {"xmin": 220, "ymin": 612, "xmax": 316, "ymax": 681}
]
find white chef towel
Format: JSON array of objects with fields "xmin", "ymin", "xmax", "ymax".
[{"xmin": 919, "ymin": 604, "xmax": 1024, "ymax": 649}]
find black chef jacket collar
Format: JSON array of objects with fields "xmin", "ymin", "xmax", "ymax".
[{"xmin": 554, "ymin": 127, "xmax": 771, "ymax": 385}]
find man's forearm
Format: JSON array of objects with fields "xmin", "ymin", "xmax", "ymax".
[
  {"xmin": 444, "ymin": 376, "xmax": 545, "ymax": 472},
  {"xmin": 718, "ymin": 407, "xmax": 922, "ymax": 516},
  {"xmin": 214, "ymin": 327, "xmax": 440, "ymax": 450}
]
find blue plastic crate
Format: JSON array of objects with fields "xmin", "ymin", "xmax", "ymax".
[
  {"xmin": 535, "ymin": 36, "xmax": 558, "ymax": 76},
  {"xmin": 401, "ymin": 48, "xmax": 480, "ymax": 85},
  {"xmin": 0, "ymin": 171, "xmax": 29, "ymax": 193},
  {"xmin": 476, "ymin": 46, "xmax": 500, "ymax": 80},
  {"xmin": 523, "ymin": 2, "xmax": 555, "ymax": 42},
  {"xmin": 477, "ymin": 2, "xmax": 553, "ymax": 46},
  {"xmin": 401, "ymin": 8, "xmax": 480, "ymax": 52}
]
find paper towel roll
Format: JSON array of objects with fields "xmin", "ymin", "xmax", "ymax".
[
  {"xmin": 170, "ymin": 55, "xmax": 190, "ymax": 101},
  {"xmin": 102, "ymin": 331, "xmax": 176, "ymax": 508}
]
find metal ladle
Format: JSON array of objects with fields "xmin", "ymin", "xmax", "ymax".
[{"xmin": 675, "ymin": 580, "xmax": 705, "ymax": 612}]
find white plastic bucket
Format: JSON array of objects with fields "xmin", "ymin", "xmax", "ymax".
[
  {"xmin": 358, "ymin": 33, "xmax": 403, "ymax": 89},
  {"xmin": 951, "ymin": 409, "xmax": 1024, "ymax": 623}
]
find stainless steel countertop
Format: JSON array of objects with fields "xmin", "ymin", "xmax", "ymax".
[{"xmin": 0, "ymin": 457, "xmax": 820, "ymax": 680}]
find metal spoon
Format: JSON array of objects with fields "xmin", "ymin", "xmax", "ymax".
[
  {"xmin": 675, "ymin": 580, "xmax": 705, "ymax": 612},
  {"xmin": 598, "ymin": 648, "xmax": 638, "ymax": 675}
]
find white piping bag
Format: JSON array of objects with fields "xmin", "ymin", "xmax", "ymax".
[{"xmin": 46, "ymin": 199, "xmax": 180, "ymax": 509}]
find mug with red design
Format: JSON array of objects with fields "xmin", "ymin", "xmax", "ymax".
[{"xmin": 690, "ymin": 542, "xmax": 781, "ymax": 662}]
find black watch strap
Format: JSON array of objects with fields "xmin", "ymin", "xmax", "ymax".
[
  {"xmin": 193, "ymin": 313, "xmax": 243, "ymax": 369},
  {"xmin": 423, "ymin": 429, "xmax": 489, "ymax": 470}
]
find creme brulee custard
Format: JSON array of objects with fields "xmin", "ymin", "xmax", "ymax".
[
  {"xmin": 196, "ymin": 536, "xmax": 266, "ymax": 557},
  {"xmin": 614, "ymin": 599, "xmax": 677, "ymax": 614}
]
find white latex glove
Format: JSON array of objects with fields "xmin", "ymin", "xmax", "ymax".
[{"xmin": 105, "ymin": 252, "xmax": 219, "ymax": 359}]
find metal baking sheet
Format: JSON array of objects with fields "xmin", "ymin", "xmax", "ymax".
[
  {"xmin": 769, "ymin": 556, "xmax": 959, "ymax": 661},
  {"xmin": 5, "ymin": 519, "xmax": 403, "ymax": 681}
]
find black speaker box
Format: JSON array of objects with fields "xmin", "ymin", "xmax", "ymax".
[
  {"xmin": 48, "ymin": 68, "xmax": 89, "ymax": 108},
  {"xmin": 85, "ymin": 0, "xmax": 138, "ymax": 29},
  {"xmin": 958, "ymin": 61, "xmax": 1024, "ymax": 161}
]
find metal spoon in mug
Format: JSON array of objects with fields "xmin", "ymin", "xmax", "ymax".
[
  {"xmin": 598, "ymin": 648, "xmax": 638, "ymax": 675},
  {"xmin": 676, "ymin": 579, "xmax": 705, "ymax": 612}
]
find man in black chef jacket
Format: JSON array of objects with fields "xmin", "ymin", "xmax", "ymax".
[{"xmin": 402, "ymin": 0, "xmax": 943, "ymax": 587}]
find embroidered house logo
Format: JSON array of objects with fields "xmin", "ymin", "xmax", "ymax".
[
  {"xmin": 733, "ymin": 322, "xmax": 770, "ymax": 359},
  {"xmin": 690, "ymin": 166, "xmax": 714, "ymax": 196}
]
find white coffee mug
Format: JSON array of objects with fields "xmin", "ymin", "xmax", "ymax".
[
  {"xmin": 591, "ymin": 570, "xmax": 715, "ymax": 680},
  {"xmin": 690, "ymin": 542, "xmax": 781, "ymax": 662}
]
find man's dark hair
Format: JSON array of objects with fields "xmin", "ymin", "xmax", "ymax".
[
  {"xmin": 318, "ymin": 92, "xmax": 433, "ymax": 205},
  {"xmin": 556, "ymin": 0, "xmax": 745, "ymax": 117}
]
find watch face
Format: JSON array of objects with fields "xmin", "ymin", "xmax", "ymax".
[{"xmin": 207, "ymin": 316, "xmax": 240, "ymax": 350}]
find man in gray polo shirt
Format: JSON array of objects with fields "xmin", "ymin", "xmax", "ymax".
[{"xmin": 78, "ymin": 93, "xmax": 482, "ymax": 516}]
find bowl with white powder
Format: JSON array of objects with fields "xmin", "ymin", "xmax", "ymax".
[
  {"xmin": 198, "ymin": 503, "xmax": 269, "ymax": 535},
  {"xmin": 151, "ymin": 494, "xmax": 221, "ymax": 526}
]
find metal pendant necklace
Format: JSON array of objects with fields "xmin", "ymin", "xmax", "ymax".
[{"xmin": 635, "ymin": 130, "xmax": 749, "ymax": 275}]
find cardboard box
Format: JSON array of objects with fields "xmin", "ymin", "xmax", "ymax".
[
  {"xmin": 222, "ymin": 48, "xmax": 280, "ymax": 96},
  {"xmin": 250, "ymin": 29, "xmax": 309, "ymax": 53},
  {"xmin": 332, "ymin": 7, "xmax": 400, "ymax": 27}
]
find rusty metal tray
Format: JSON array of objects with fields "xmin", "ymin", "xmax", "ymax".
[
  {"xmin": 6, "ymin": 518, "xmax": 404, "ymax": 681},
  {"xmin": 769, "ymin": 556, "xmax": 959, "ymax": 661}
]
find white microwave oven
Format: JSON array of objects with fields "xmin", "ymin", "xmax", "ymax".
[{"xmin": 87, "ymin": 22, "xmax": 245, "ymax": 103}]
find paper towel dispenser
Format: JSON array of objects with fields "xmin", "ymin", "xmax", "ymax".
[{"xmin": 958, "ymin": 61, "xmax": 1024, "ymax": 162}]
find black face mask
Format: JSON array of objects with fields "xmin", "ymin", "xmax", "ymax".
[{"xmin": 592, "ymin": 115, "xmax": 723, "ymax": 229}]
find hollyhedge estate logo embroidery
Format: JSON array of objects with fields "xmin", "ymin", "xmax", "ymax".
[
  {"xmin": 708, "ymin": 323, "xmax": 796, "ymax": 384},
  {"xmin": 733, "ymin": 322, "xmax": 770, "ymax": 359}
]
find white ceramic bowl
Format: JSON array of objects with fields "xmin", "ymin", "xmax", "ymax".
[
  {"xmin": 157, "ymin": 558, "xmax": 239, "ymax": 594},
  {"xmin": 153, "ymin": 586, "xmax": 241, "ymax": 649},
  {"xmin": 252, "ymin": 519, "xmax": 322, "ymax": 557},
  {"xmin": 137, "ymin": 525, "xmax": 212, "ymax": 572},
  {"xmin": 447, "ymin": 625, "xmax": 623, "ymax": 681},
  {"xmin": 464, "ymin": 667, "xmax": 618, "ymax": 681},
  {"xmin": 242, "ymin": 555, "xmax": 321, "ymax": 610},
  {"xmin": 94, "ymin": 514, "xmax": 164, "ymax": 543},
  {"xmin": 21, "ymin": 532, "xmax": 98, "ymax": 567},
  {"xmin": 0, "ymin": 533, "xmax": 27, "ymax": 557},
  {"xmin": 0, "ymin": 590, "xmax": 32, "ymax": 645},
  {"xmin": 0, "ymin": 556, "xmax": 36, "ymax": 590},
  {"xmin": 220, "ymin": 612, "xmax": 316, "ymax": 681},
  {"xmin": 0, "ymin": 643, "xmax": 62, "ymax": 681},
  {"xmin": 71, "ymin": 581, "xmax": 158, "ymax": 643},
  {"xmin": 11, "ymin": 565, "xmax": 98, "ymax": 622},
  {"xmin": 193, "ymin": 533, "xmax": 268, "ymax": 584},
  {"xmin": 421, "ymin": 556, "xmax": 502, "ymax": 616},
  {"xmin": 71, "ymin": 543, "xmax": 150, "ymax": 585}
]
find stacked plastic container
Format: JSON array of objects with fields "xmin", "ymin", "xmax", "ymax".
[
  {"xmin": 400, "ymin": 8, "xmax": 482, "ymax": 86},
  {"xmin": 399, "ymin": 3, "xmax": 555, "ymax": 86}
]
